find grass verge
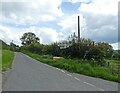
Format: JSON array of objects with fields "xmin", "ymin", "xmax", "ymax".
[
  {"xmin": 22, "ymin": 51, "xmax": 120, "ymax": 82},
  {"xmin": 2, "ymin": 50, "xmax": 14, "ymax": 71}
]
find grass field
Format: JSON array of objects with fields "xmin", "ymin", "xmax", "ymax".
[
  {"xmin": 2, "ymin": 50, "xmax": 14, "ymax": 71},
  {"xmin": 22, "ymin": 51, "xmax": 120, "ymax": 82}
]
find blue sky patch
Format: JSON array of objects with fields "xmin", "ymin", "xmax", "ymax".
[{"xmin": 60, "ymin": 2, "xmax": 80, "ymax": 14}]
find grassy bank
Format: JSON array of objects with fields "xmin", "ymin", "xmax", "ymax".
[
  {"xmin": 22, "ymin": 51, "xmax": 120, "ymax": 82},
  {"xmin": 2, "ymin": 50, "xmax": 14, "ymax": 71}
]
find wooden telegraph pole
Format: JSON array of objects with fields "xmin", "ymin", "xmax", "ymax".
[{"xmin": 78, "ymin": 16, "xmax": 80, "ymax": 43}]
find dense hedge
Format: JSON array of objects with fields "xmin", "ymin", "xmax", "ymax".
[{"xmin": 21, "ymin": 34, "xmax": 113, "ymax": 64}]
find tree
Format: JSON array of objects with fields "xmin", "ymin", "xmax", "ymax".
[
  {"xmin": 97, "ymin": 42, "xmax": 113, "ymax": 58},
  {"xmin": 112, "ymin": 51, "xmax": 120, "ymax": 60},
  {"xmin": 42, "ymin": 43, "xmax": 61, "ymax": 56},
  {"xmin": 10, "ymin": 41, "xmax": 20, "ymax": 51},
  {"xmin": 20, "ymin": 32, "xmax": 40, "ymax": 45}
]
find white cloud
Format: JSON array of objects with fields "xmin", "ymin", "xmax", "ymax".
[
  {"xmin": 26, "ymin": 26, "xmax": 60, "ymax": 44},
  {"xmin": 81, "ymin": 14, "xmax": 118, "ymax": 43},
  {"xmin": 42, "ymin": 15, "xmax": 54, "ymax": 22},
  {"xmin": 57, "ymin": 0, "xmax": 118, "ymax": 44},
  {"xmin": 80, "ymin": 0, "xmax": 119, "ymax": 16},
  {"xmin": 0, "ymin": 25, "xmax": 22, "ymax": 45},
  {"xmin": 0, "ymin": 0, "xmax": 119, "ymax": 46},
  {"xmin": 110, "ymin": 42, "xmax": 119, "ymax": 50},
  {"xmin": 57, "ymin": 14, "xmax": 85, "ymax": 39},
  {"xmin": 62, "ymin": 0, "xmax": 91, "ymax": 3},
  {"xmin": 0, "ymin": 0, "xmax": 63, "ymax": 45},
  {"xmin": 78, "ymin": 0, "xmax": 118, "ymax": 43},
  {"xmin": 0, "ymin": 25, "xmax": 60, "ymax": 45},
  {"xmin": 1, "ymin": 0, "xmax": 63, "ymax": 25}
]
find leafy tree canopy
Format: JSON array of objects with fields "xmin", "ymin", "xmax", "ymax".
[{"xmin": 20, "ymin": 32, "xmax": 40, "ymax": 45}]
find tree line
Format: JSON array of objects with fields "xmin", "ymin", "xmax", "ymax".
[
  {"xmin": 9, "ymin": 32, "xmax": 120, "ymax": 63},
  {"xmin": 20, "ymin": 32, "xmax": 114, "ymax": 60}
]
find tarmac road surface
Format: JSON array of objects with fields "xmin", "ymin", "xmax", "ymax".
[{"xmin": 2, "ymin": 52, "xmax": 118, "ymax": 91}]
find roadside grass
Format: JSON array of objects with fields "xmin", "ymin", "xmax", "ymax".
[
  {"xmin": 22, "ymin": 51, "xmax": 120, "ymax": 82},
  {"xmin": 2, "ymin": 50, "xmax": 14, "ymax": 71},
  {"xmin": 106, "ymin": 59, "xmax": 120, "ymax": 65}
]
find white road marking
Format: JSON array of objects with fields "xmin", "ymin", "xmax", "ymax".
[
  {"xmin": 67, "ymin": 74, "xmax": 72, "ymax": 77},
  {"xmin": 24, "ymin": 53, "xmax": 105, "ymax": 91},
  {"xmin": 44, "ymin": 64, "xmax": 48, "ymax": 66},
  {"xmin": 83, "ymin": 82, "xmax": 105, "ymax": 91},
  {"xmin": 55, "ymin": 68, "xmax": 61, "ymax": 71},
  {"xmin": 74, "ymin": 77, "xmax": 80, "ymax": 81},
  {"xmin": 43, "ymin": 63, "xmax": 105, "ymax": 91},
  {"xmin": 98, "ymin": 88, "xmax": 105, "ymax": 91},
  {"xmin": 83, "ymin": 82, "xmax": 95, "ymax": 87},
  {"xmin": 61, "ymin": 70, "xmax": 65, "ymax": 73}
]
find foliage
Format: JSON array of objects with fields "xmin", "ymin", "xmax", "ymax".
[
  {"xmin": 10, "ymin": 41, "xmax": 20, "ymax": 52},
  {"xmin": 20, "ymin": 32, "xmax": 113, "ymax": 65},
  {"xmin": 112, "ymin": 51, "xmax": 120, "ymax": 60},
  {"xmin": 19, "ymin": 32, "xmax": 119, "ymax": 82},
  {"xmin": 57, "ymin": 33, "xmax": 113, "ymax": 62},
  {"xmin": 48, "ymin": 43, "xmax": 61, "ymax": 56},
  {"xmin": 20, "ymin": 32, "xmax": 40, "ymax": 45},
  {"xmin": 21, "ymin": 43, "xmax": 43, "ymax": 54},
  {"xmin": 97, "ymin": 42, "xmax": 113, "ymax": 58},
  {"xmin": 21, "ymin": 42, "xmax": 61, "ymax": 56}
]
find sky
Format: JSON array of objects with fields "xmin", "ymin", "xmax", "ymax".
[{"xmin": 0, "ymin": 0, "xmax": 119, "ymax": 50}]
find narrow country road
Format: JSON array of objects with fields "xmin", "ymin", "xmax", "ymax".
[{"xmin": 3, "ymin": 52, "xmax": 118, "ymax": 91}]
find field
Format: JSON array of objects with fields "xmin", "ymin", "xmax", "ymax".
[
  {"xmin": 22, "ymin": 51, "xmax": 120, "ymax": 82},
  {"xmin": 2, "ymin": 50, "xmax": 14, "ymax": 71}
]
